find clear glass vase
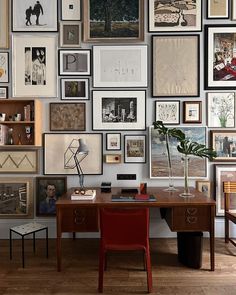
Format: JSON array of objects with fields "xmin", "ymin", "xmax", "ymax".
[{"xmin": 179, "ymin": 155, "xmax": 194, "ymax": 197}]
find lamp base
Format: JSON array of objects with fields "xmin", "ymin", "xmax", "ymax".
[{"xmin": 71, "ymin": 189, "xmax": 96, "ymax": 200}]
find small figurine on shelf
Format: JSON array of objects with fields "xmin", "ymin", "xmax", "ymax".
[
  {"xmin": 17, "ymin": 133, "xmax": 22, "ymax": 145},
  {"xmin": 25, "ymin": 126, "xmax": 32, "ymax": 144},
  {"xmin": 8, "ymin": 128, "xmax": 14, "ymax": 145}
]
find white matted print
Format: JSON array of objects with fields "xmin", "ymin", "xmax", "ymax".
[
  {"xmin": 12, "ymin": 34, "xmax": 57, "ymax": 97},
  {"xmin": 0, "ymin": 52, "xmax": 9, "ymax": 83},
  {"xmin": 155, "ymin": 100, "xmax": 180, "ymax": 124},
  {"xmin": 61, "ymin": 0, "xmax": 81, "ymax": 20},
  {"xmin": 106, "ymin": 133, "xmax": 121, "ymax": 151},
  {"xmin": 207, "ymin": 0, "xmax": 229, "ymax": 19},
  {"xmin": 61, "ymin": 78, "xmax": 89, "ymax": 100},
  {"xmin": 124, "ymin": 135, "xmax": 146, "ymax": 163}
]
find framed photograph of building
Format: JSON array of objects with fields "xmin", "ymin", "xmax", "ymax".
[
  {"xmin": 92, "ymin": 90, "xmax": 146, "ymax": 131},
  {"xmin": 152, "ymin": 35, "xmax": 199, "ymax": 97},
  {"xmin": 61, "ymin": 0, "xmax": 81, "ymax": 20},
  {"xmin": 93, "ymin": 45, "xmax": 148, "ymax": 87},
  {"xmin": 207, "ymin": 0, "xmax": 229, "ymax": 19},
  {"xmin": 196, "ymin": 180, "xmax": 212, "ymax": 198},
  {"xmin": 59, "ymin": 49, "xmax": 91, "ymax": 76},
  {"xmin": 12, "ymin": 34, "xmax": 57, "ymax": 97},
  {"xmin": 12, "ymin": 0, "xmax": 58, "ymax": 32},
  {"xmin": 0, "ymin": 87, "xmax": 8, "ymax": 99},
  {"xmin": 50, "ymin": 102, "xmax": 86, "ymax": 131},
  {"xmin": 83, "ymin": 0, "xmax": 144, "ymax": 42},
  {"xmin": 148, "ymin": 0, "xmax": 202, "ymax": 32},
  {"xmin": 0, "ymin": 0, "xmax": 9, "ymax": 48},
  {"xmin": 106, "ymin": 133, "xmax": 121, "ymax": 151},
  {"xmin": 61, "ymin": 78, "xmax": 89, "ymax": 100},
  {"xmin": 60, "ymin": 21, "xmax": 81, "ymax": 47},
  {"xmin": 0, "ymin": 52, "xmax": 9, "ymax": 83},
  {"xmin": 0, "ymin": 177, "xmax": 33, "ymax": 218},
  {"xmin": 183, "ymin": 101, "xmax": 202, "ymax": 123},
  {"xmin": 124, "ymin": 135, "xmax": 146, "ymax": 163},
  {"xmin": 155, "ymin": 100, "xmax": 180, "ymax": 124}
]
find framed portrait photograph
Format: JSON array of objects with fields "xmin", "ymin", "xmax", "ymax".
[
  {"xmin": 61, "ymin": 78, "xmax": 89, "ymax": 100},
  {"xmin": 93, "ymin": 45, "xmax": 148, "ymax": 88},
  {"xmin": 60, "ymin": 21, "xmax": 81, "ymax": 47},
  {"xmin": 183, "ymin": 101, "xmax": 202, "ymax": 124},
  {"xmin": 0, "ymin": 86, "xmax": 8, "ymax": 99},
  {"xmin": 83, "ymin": 0, "xmax": 144, "ymax": 42},
  {"xmin": 12, "ymin": 0, "xmax": 58, "ymax": 32},
  {"xmin": 215, "ymin": 165, "xmax": 236, "ymax": 216},
  {"xmin": 0, "ymin": 177, "xmax": 33, "ymax": 218},
  {"xmin": 50, "ymin": 102, "xmax": 86, "ymax": 131},
  {"xmin": 61, "ymin": 0, "xmax": 81, "ymax": 20},
  {"xmin": 36, "ymin": 176, "xmax": 67, "ymax": 217},
  {"xmin": 155, "ymin": 100, "xmax": 180, "ymax": 124},
  {"xmin": 92, "ymin": 90, "xmax": 146, "ymax": 131},
  {"xmin": 148, "ymin": 0, "xmax": 202, "ymax": 32},
  {"xmin": 149, "ymin": 126, "xmax": 207, "ymax": 178},
  {"xmin": 0, "ymin": 0, "xmax": 9, "ymax": 48},
  {"xmin": 0, "ymin": 52, "xmax": 9, "ymax": 83},
  {"xmin": 124, "ymin": 135, "xmax": 146, "ymax": 163},
  {"xmin": 207, "ymin": 92, "xmax": 235, "ymax": 128},
  {"xmin": 210, "ymin": 130, "xmax": 236, "ymax": 161},
  {"xmin": 207, "ymin": 0, "xmax": 229, "ymax": 19},
  {"xmin": 152, "ymin": 35, "xmax": 199, "ymax": 97},
  {"xmin": 59, "ymin": 49, "xmax": 91, "ymax": 76},
  {"xmin": 106, "ymin": 133, "xmax": 121, "ymax": 151},
  {"xmin": 43, "ymin": 133, "xmax": 103, "ymax": 175},
  {"xmin": 196, "ymin": 180, "xmax": 212, "ymax": 198},
  {"xmin": 12, "ymin": 34, "xmax": 57, "ymax": 97}
]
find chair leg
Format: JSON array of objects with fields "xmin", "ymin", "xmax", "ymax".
[
  {"xmin": 98, "ymin": 247, "xmax": 105, "ymax": 293},
  {"xmin": 143, "ymin": 250, "xmax": 146, "ymax": 271},
  {"xmin": 145, "ymin": 248, "xmax": 152, "ymax": 293},
  {"xmin": 225, "ymin": 216, "xmax": 229, "ymax": 243}
]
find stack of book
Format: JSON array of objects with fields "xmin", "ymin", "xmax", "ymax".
[
  {"xmin": 71, "ymin": 189, "xmax": 96, "ymax": 201},
  {"xmin": 24, "ymin": 104, "xmax": 31, "ymax": 121},
  {"xmin": 0, "ymin": 124, "xmax": 9, "ymax": 145}
]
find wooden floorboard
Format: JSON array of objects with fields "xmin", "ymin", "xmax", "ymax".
[{"xmin": 0, "ymin": 238, "xmax": 235, "ymax": 295}]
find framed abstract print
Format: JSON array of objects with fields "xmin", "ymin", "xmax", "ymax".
[
  {"xmin": 0, "ymin": 52, "xmax": 9, "ymax": 83},
  {"xmin": 12, "ymin": 0, "xmax": 58, "ymax": 32},
  {"xmin": 12, "ymin": 34, "xmax": 57, "ymax": 97},
  {"xmin": 124, "ymin": 135, "xmax": 146, "ymax": 163},
  {"xmin": 0, "ymin": 86, "xmax": 8, "ymax": 99},
  {"xmin": 148, "ymin": 0, "xmax": 202, "ymax": 32},
  {"xmin": 60, "ymin": 21, "xmax": 81, "ymax": 47},
  {"xmin": 155, "ymin": 100, "xmax": 180, "ymax": 124},
  {"xmin": 106, "ymin": 133, "xmax": 121, "ymax": 151},
  {"xmin": 196, "ymin": 180, "xmax": 212, "ymax": 198},
  {"xmin": 61, "ymin": 0, "xmax": 81, "ymax": 20},
  {"xmin": 61, "ymin": 78, "xmax": 89, "ymax": 100},
  {"xmin": 152, "ymin": 35, "xmax": 199, "ymax": 97},
  {"xmin": 183, "ymin": 101, "xmax": 202, "ymax": 124},
  {"xmin": 0, "ymin": 0, "xmax": 9, "ymax": 48},
  {"xmin": 207, "ymin": 0, "xmax": 229, "ymax": 19},
  {"xmin": 83, "ymin": 0, "xmax": 144, "ymax": 42}
]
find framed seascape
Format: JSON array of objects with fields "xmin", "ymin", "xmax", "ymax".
[{"xmin": 0, "ymin": 0, "xmax": 9, "ymax": 48}]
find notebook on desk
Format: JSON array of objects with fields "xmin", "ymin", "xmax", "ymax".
[{"xmin": 111, "ymin": 194, "xmax": 156, "ymax": 202}]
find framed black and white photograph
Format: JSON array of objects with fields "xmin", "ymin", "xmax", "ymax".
[
  {"xmin": 59, "ymin": 49, "xmax": 91, "ymax": 76},
  {"xmin": 106, "ymin": 133, "xmax": 121, "ymax": 151},
  {"xmin": 60, "ymin": 21, "xmax": 81, "ymax": 47},
  {"xmin": 207, "ymin": 0, "xmax": 229, "ymax": 19},
  {"xmin": 61, "ymin": 78, "xmax": 89, "ymax": 100},
  {"xmin": 0, "ymin": 87, "xmax": 8, "ymax": 99},
  {"xmin": 61, "ymin": 0, "xmax": 81, "ymax": 20},
  {"xmin": 155, "ymin": 100, "xmax": 180, "ymax": 124},
  {"xmin": 0, "ymin": 0, "xmax": 9, "ymax": 48},
  {"xmin": 124, "ymin": 135, "xmax": 146, "ymax": 163},
  {"xmin": 12, "ymin": 0, "xmax": 58, "ymax": 32},
  {"xmin": 92, "ymin": 90, "xmax": 146, "ymax": 131},
  {"xmin": 12, "ymin": 34, "xmax": 57, "ymax": 97},
  {"xmin": 183, "ymin": 101, "xmax": 202, "ymax": 124},
  {"xmin": 0, "ymin": 52, "xmax": 9, "ymax": 83},
  {"xmin": 93, "ymin": 45, "xmax": 148, "ymax": 88}
]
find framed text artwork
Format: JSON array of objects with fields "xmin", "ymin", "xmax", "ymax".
[
  {"xmin": 83, "ymin": 0, "xmax": 144, "ymax": 42},
  {"xmin": 61, "ymin": 78, "xmax": 89, "ymax": 100},
  {"xmin": 183, "ymin": 101, "xmax": 202, "ymax": 124},
  {"xmin": 0, "ymin": 52, "xmax": 9, "ymax": 83},
  {"xmin": 155, "ymin": 100, "xmax": 180, "ymax": 125},
  {"xmin": 0, "ymin": 0, "xmax": 9, "ymax": 48},
  {"xmin": 12, "ymin": 0, "xmax": 58, "ymax": 32},
  {"xmin": 61, "ymin": 0, "xmax": 81, "ymax": 20},
  {"xmin": 207, "ymin": 0, "xmax": 229, "ymax": 19},
  {"xmin": 12, "ymin": 34, "xmax": 57, "ymax": 97},
  {"xmin": 124, "ymin": 135, "xmax": 146, "ymax": 163},
  {"xmin": 148, "ymin": 0, "xmax": 202, "ymax": 32},
  {"xmin": 60, "ymin": 21, "xmax": 81, "ymax": 47},
  {"xmin": 152, "ymin": 35, "xmax": 199, "ymax": 97}
]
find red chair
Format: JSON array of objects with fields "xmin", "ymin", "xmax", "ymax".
[{"xmin": 98, "ymin": 208, "xmax": 152, "ymax": 293}]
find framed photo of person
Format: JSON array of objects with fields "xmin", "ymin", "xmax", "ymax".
[
  {"xmin": 61, "ymin": 78, "xmax": 89, "ymax": 100},
  {"xmin": 106, "ymin": 133, "xmax": 121, "ymax": 151},
  {"xmin": 0, "ymin": 52, "xmax": 9, "ymax": 83},
  {"xmin": 0, "ymin": 0, "xmax": 9, "ymax": 48},
  {"xmin": 196, "ymin": 180, "xmax": 212, "ymax": 198},
  {"xmin": 61, "ymin": 0, "xmax": 81, "ymax": 20},
  {"xmin": 207, "ymin": 0, "xmax": 229, "ymax": 19},
  {"xmin": 124, "ymin": 135, "xmax": 146, "ymax": 163},
  {"xmin": 0, "ymin": 87, "xmax": 8, "ymax": 99},
  {"xmin": 155, "ymin": 100, "xmax": 180, "ymax": 124},
  {"xmin": 60, "ymin": 21, "xmax": 81, "ymax": 47},
  {"xmin": 183, "ymin": 101, "xmax": 202, "ymax": 123}
]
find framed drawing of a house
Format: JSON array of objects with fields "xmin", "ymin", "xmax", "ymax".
[{"xmin": 0, "ymin": 0, "xmax": 9, "ymax": 48}]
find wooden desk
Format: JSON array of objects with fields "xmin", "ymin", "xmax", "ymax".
[{"xmin": 56, "ymin": 187, "xmax": 215, "ymax": 272}]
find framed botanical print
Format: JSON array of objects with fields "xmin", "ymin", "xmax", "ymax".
[
  {"xmin": 12, "ymin": 34, "xmax": 57, "ymax": 97},
  {"xmin": 124, "ymin": 135, "xmax": 146, "ymax": 163},
  {"xmin": 61, "ymin": 0, "xmax": 81, "ymax": 20},
  {"xmin": 0, "ymin": 0, "xmax": 9, "ymax": 48},
  {"xmin": 155, "ymin": 100, "xmax": 180, "ymax": 124},
  {"xmin": 148, "ymin": 0, "xmax": 202, "ymax": 32},
  {"xmin": 0, "ymin": 86, "xmax": 8, "ymax": 99},
  {"xmin": 196, "ymin": 180, "xmax": 212, "ymax": 198},
  {"xmin": 207, "ymin": 0, "xmax": 229, "ymax": 19},
  {"xmin": 92, "ymin": 90, "xmax": 146, "ymax": 131},
  {"xmin": 183, "ymin": 101, "xmax": 202, "ymax": 124},
  {"xmin": 152, "ymin": 35, "xmax": 199, "ymax": 97},
  {"xmin": 207, "ymin": 92, "xmax": 235, "ymax": 128},
  {"xmin": 83, "ymin": 0, "xmax": 144, "ymax": 42},
  {"xmin": 60, "ymin": 21, "xmax": 81, "ymax": 47},
  {"xmin": 61, "ymin": 78, "xmax": 89, "ymax": 100},
  {"xmin": 0, "ymin": 52, "xmax": 9, "ymax": 83},
  {"xmin": 106, "ymin": 133, "xmax": 121, "ymax": 151},
  {"xmin": 12, "ymin": 0, "xmax": 58, "ymax": 32}
]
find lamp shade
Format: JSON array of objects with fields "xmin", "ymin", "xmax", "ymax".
[{"xmin": 77, "ymin": 138, "xmax": 89, "ymax": 154}]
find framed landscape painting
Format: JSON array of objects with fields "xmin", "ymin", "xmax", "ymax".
[
  {"xmin": 61, "ymin": 78, "xmax": 89, "ymax": 100},
  {"xmin": 155, "ymin": 100, "xmax": 180, "ymax": 124},
  {"xmin": 0, "ymin": 0, "xmax": 9, "ymax": 48}
]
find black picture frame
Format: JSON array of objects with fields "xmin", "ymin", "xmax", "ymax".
[
  {"xmin": 206, "ymin": 0, "xmax": 230, "ymax": 20},
  {"xmin": 60, "ymin": 78, "xmax": 90, "ymax": 100},
  {"xmin": 155, "ymin": 100, "xmax": 180, "ymax": 125},
  {"xmin": 106, "ymin": 133, "xmax": 121, "ymax": 151},
  {"xmin": 124, "ymin": 134, "xmax": 146, "ymax": 163},
  {"xmin": 0, "ymin": 86, "xmax": 8, "ymax": 99}
]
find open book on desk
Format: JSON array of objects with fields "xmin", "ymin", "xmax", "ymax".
[
  {"xmin": 112, "ymin": 194, "xmax": 156, "ymax": 202},
  {"xmin": 71, "ymin": 190, "xmax": 96, "ymax": 201}
]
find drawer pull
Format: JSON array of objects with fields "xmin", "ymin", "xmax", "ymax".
[
  {"xmin": 74, "ymin": 209, "xmax": 85, "ymax": 225},
  {"xmin": 186, "ymin": 208, "xmax": 198, "ymax": 215},
  {"xmin": 186, "ymin": 216, "xmax": 197, "ymax": 224}
]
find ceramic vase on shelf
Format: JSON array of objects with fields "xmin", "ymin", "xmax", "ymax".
[{"xmin": 179, "ymin": 155, "xmax": 194, "ymax": 198}]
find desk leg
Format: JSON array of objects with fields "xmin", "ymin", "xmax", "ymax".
[
  {"xmin": 10, "ymin": 230, "xmax": 12, "ymax": 260},
  {"xmin": 46, "ymin": 228, "xmax": 49, "ymax": 258},
  {"xmin": 22, "ymin": 236, "xmax": 25, "ymax": 268},
  {"xmin": 57, "ymin": 207, "xmax": 62, "ymax": 272},
  {"xmin": 33, "ymin": 232, "xmax": 36, "ymax": 253},
  {"xmin": 210, "ymin": 205, "xmax": 215, "ymax": 271}
]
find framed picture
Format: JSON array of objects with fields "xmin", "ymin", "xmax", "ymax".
[
  {"xmin": 50, "ymin": 102, "xmax": 86, "ymax": 131},
  {"xmin": 60, "ymin": 21, "xmax": 81, "ymax": 47},
  {"xmin": 106, "ymin": 133, "xmax": 121, "ymax": 151},
  {"xmin": 83, "ymin": 0, "xmax": 144, "ymax": 42},
  {"xmin": 232, "ymin": 0, "xmax": 236, "ymax": 20},
  {"xmin": 149, "ymin": 126, "xmax": 207, "ymax": 178},
  {"xmin": 36, "ymin": 176, "xmax": 67, "ymax": 217},
  {"xmin": 61, "ymin": 78, "xmax": 89, "ymax": 100},
  {"xmin": 61, "ymin": 0, "xmax": 81, "ymax": 20},
  {"xmin": 124, "ymin": 135, "xmax": 146, "ymax": 163},
  {"xmin": 0, "ymin": 52, "xmax": 9, "ymax": 83},
  {"xmin": 210, "ymin": 130, "xmax": 236, "ymax": 161},
  {"xmin": 148, "ymin": 0, "xmax": 202, "ymax": 32},
  {"xmin": 155, "ymin": 100, "xmax": 180, "ymax": 125},
  {"xmin": 0, "ymin": 177, "xmax": 33, "ymax": 218},
  {"xmin": 12, "ymin": 0, "xmax": 58, "ymax": 32},
  {"xmin": 207, "ymin": 0, "xmax": 229, "ymax": 19},
  {"xmin": 92, "ymin": 90, "xmax": 146, "ymax": 131},
  {"xmin": 93, "ymin": 45, "xmax": 148, "ymax": 88},
  {"xmin": 59, "ymin": 49, "xmax": 91, "ymax": 76},
  {"xmin": 152, "ymin": 35, "xmax": 199, "ymax": 97},
  {"xmin": 196, "ymin": 180, "xmax": 212, "ymax": 198},
  {"xmin": 207, "ymin": 92, "xmax": 235, "ymax": 128},
  {"xmin": 215, "ymin": 165, "xmax": 236, "ymax": 216},
  {"xmin": 43, "ymin": 133, "xmax": 103, "ymax": 175},
  {"xmin": 12, "ymin": 34, "xmax": 57, "ymax": 97},
  {"xmin": 183, "ymin": 101, "xmax": 202, "ymax": 124},
  {"xmin": 0, "ymin": 86, "xmax": 8, "ymax": 99},
  {"xmin": 0, "ymin": 148, "xmax": 39, "ymax": 174},
  {"xmin": 0, "ymin": 0, "xmax": 9, "ymax": 48}
]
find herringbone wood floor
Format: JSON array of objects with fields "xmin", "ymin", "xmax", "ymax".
[{"xmin": 0, "ymin": 238, "xmax": 235, "ymax": 295}]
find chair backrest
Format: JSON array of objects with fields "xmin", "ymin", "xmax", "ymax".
[
  {"xmin": 223, "ymin": 182, "xmax": 236, "ymax": 212},
  {"xmin": 99, "ymin": 208, "xmax": 150, "ymax": 246}
]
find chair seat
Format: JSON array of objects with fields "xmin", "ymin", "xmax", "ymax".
[{"xmin": 226, "ymin": 211, "xmax": 236, "ymax": 223}]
